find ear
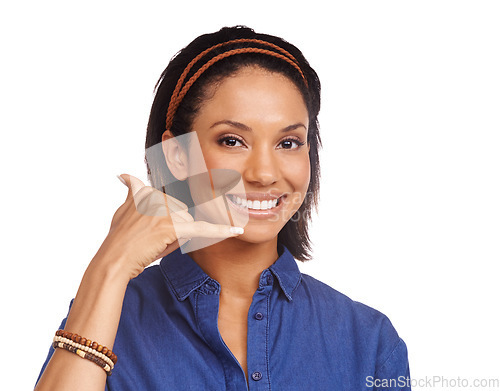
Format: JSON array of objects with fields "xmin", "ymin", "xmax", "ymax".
[{"xmin": 162, "ymin": 130, "xmax": 188, "ymax": 181}]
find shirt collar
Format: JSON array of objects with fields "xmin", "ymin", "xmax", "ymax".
[
  {"xmin": 160, "ymin": 244, "xmax": 302, "ymax": 302},
  {"xmin": 269, "ymin": 244, "xmax": 302, "ymax": 301}
]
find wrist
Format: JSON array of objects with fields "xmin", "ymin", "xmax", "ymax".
[{"xmin": 89, "ymin": 243, "xmax": 133, "ymax": 286}]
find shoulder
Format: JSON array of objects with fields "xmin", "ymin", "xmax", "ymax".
[
  {"xmin": 297, "ymin": 273, "xmax": 407, "ymax": 372},
  {"xmin": 298, "ymin": 273, "xmax": 392, "ymax": 323},
  {"xmin": 128, "ymin": 264, "xmax": 164, "ymax": 289},
  {"xmin": 122, "ymin": 265, "xmax": 169, "ymax": 306}
]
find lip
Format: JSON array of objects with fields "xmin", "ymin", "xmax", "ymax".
[{"xmin": 225, "ymin": 193, "xmax": 287, "ymax": 220}]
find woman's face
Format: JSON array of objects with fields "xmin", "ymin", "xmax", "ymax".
[{"xmin": 188, "ymin": 66, "xmax": 310, "ymax": 244}]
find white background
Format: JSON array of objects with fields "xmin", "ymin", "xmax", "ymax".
[{"xmin": 1, "ymin": 1, "xmax": 499, "ymax": 389}]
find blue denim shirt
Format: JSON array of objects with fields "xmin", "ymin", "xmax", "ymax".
[{"xmin": 37, "ymin": 245, "xmax": 411, "ymax": 390}]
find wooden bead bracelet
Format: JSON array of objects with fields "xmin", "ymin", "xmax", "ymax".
[
  {"xmin": 53, "ymin": 335, "xmax": 115, "ymax": 370},
  {"xmin": 55, "ymin": 330, "xmax": 117, "ymax": 364},
  {"xmin": 53, "ymin": 330, "xmax": 117, "ymax": 375}
]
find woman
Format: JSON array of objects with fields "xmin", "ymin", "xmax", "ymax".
[{"xmin": 35, "ymin": 26, "xmax": 410, "ymax": 390}]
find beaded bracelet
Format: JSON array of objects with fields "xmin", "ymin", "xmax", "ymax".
[
  {"xmin": 55, "ymin": 330, "xmax": 117, "ymax": 364},
  {"xmin": 53, "ymin": 335, "xmax": 115, "ymax": 370},
  {"xmin": 53, "ymin": 330, "xmax": 117, "ymax": 375},
  {"xmin": 52, "ymin": 341, "xmax": 112, "ymax": 375}
]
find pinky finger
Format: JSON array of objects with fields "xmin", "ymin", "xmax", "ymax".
[{"xmin": 173, "ymin": 221, "xmax": 244, "ymax": 240}]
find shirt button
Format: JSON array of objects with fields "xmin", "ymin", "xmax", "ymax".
[
  {"xmin": 251, "ymin": 371, "xmax": 263, "ymax": 381},
  {"xmin": 254, "ymin": 312, "xmax": 264, "ymax": 320}
]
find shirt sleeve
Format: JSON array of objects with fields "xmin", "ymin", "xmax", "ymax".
[
  {"xmin": 373, "ymin": 337, "xmax": 411, "ymax": 391},
  {"xmin": 34, "ymin": 299, "xmax": 112, "ymax": 391},
  {"xmin": 34, "ymin": 300, "xmax": 73, "ymax": 388}
]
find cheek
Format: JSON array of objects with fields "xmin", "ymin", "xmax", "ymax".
[
  {"xmin": 195, "ymin": 137, "xmax": 235, "ymax": 170},
  {"xmin": 279, "ymin": 153, "xmax": 311, "ymax": 213},
  {"xmin": 202, "ymin": 154, "xmax": 231, "ymax": 170},
  {"xmin": 284, "ymin": 154, "xmax": 311, "ymax": 193},
  {"xmin": 187, "ymin": 137, "xmax": 234, "ymax": 176}
]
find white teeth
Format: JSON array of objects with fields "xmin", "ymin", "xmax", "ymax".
[{"xmin": 229, "ymin": 195, "xmax": 280, "ymax": 210}]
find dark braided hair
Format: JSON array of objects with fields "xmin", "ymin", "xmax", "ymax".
[{"xmin": 145, "ymin": 25, "xmax": 321, "ymax": 261}]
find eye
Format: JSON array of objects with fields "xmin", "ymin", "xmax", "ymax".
[
  {"xmin": 278, "ymin": 137, "xmax": 306, "ymax": 150},
  {"xmin": 217, "ymin": 134, "xmax": 245, "ymax": 148}
]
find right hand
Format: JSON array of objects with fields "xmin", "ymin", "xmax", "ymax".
[{"xmin": 97, "ymin": 174, "xmax": 244, "ymax": 280}]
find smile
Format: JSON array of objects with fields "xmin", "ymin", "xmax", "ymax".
[
  {"xmin": 226, "ymin": 194, "xmax": 284, "ymax": 210},
  {"xmin": 224, "ymin": 193, "xmax": 288, "ymax": 220}
]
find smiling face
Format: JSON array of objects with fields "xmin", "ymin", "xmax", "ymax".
[{"xmin": 187, "ymin": 66, "xmax": 311, "ymax": 243}]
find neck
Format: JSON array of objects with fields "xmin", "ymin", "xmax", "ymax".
[{"xmin": 189, "ymin": 237, "xmax": 280, "ymax": 301}]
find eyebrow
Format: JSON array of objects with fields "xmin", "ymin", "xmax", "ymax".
[{"xmin": 209, "ymin": 120, "xmax": 307, "ymax": 133}]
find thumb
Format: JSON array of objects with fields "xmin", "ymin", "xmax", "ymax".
[{"xmin": 117, "ymin": 174, "xmax": 146, "ymax": 198}]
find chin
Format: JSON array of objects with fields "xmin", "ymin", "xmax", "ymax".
[{"xmin": 233, "ymin": 223, "xmax": 284, "ymax": 244}]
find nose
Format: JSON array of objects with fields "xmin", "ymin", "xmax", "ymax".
[{"xmin": 243, "ymin": 144, "xmax": 281, "ymax": 187}]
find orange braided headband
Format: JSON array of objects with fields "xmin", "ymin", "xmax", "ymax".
[{"xmin": 165, "ymin": 39, "xmax": 307, "ymax": 131}]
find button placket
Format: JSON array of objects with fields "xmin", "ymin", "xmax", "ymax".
[
  {"xmin": 246, "ymin": 270, "xmax": 273, "ymax": 389},
  {"xmin": 194, "ymin": 283, "xmax": 248, "ymax": 390}
]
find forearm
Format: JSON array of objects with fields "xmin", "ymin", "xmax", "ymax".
[{"xmin": 35, "ymin": 247, "xmax": 130, "ymax": 391}]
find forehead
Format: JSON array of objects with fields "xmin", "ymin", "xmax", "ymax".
[{"xmin": 194, "ymin": 66, "xmax": 309, "ymax": 125}]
